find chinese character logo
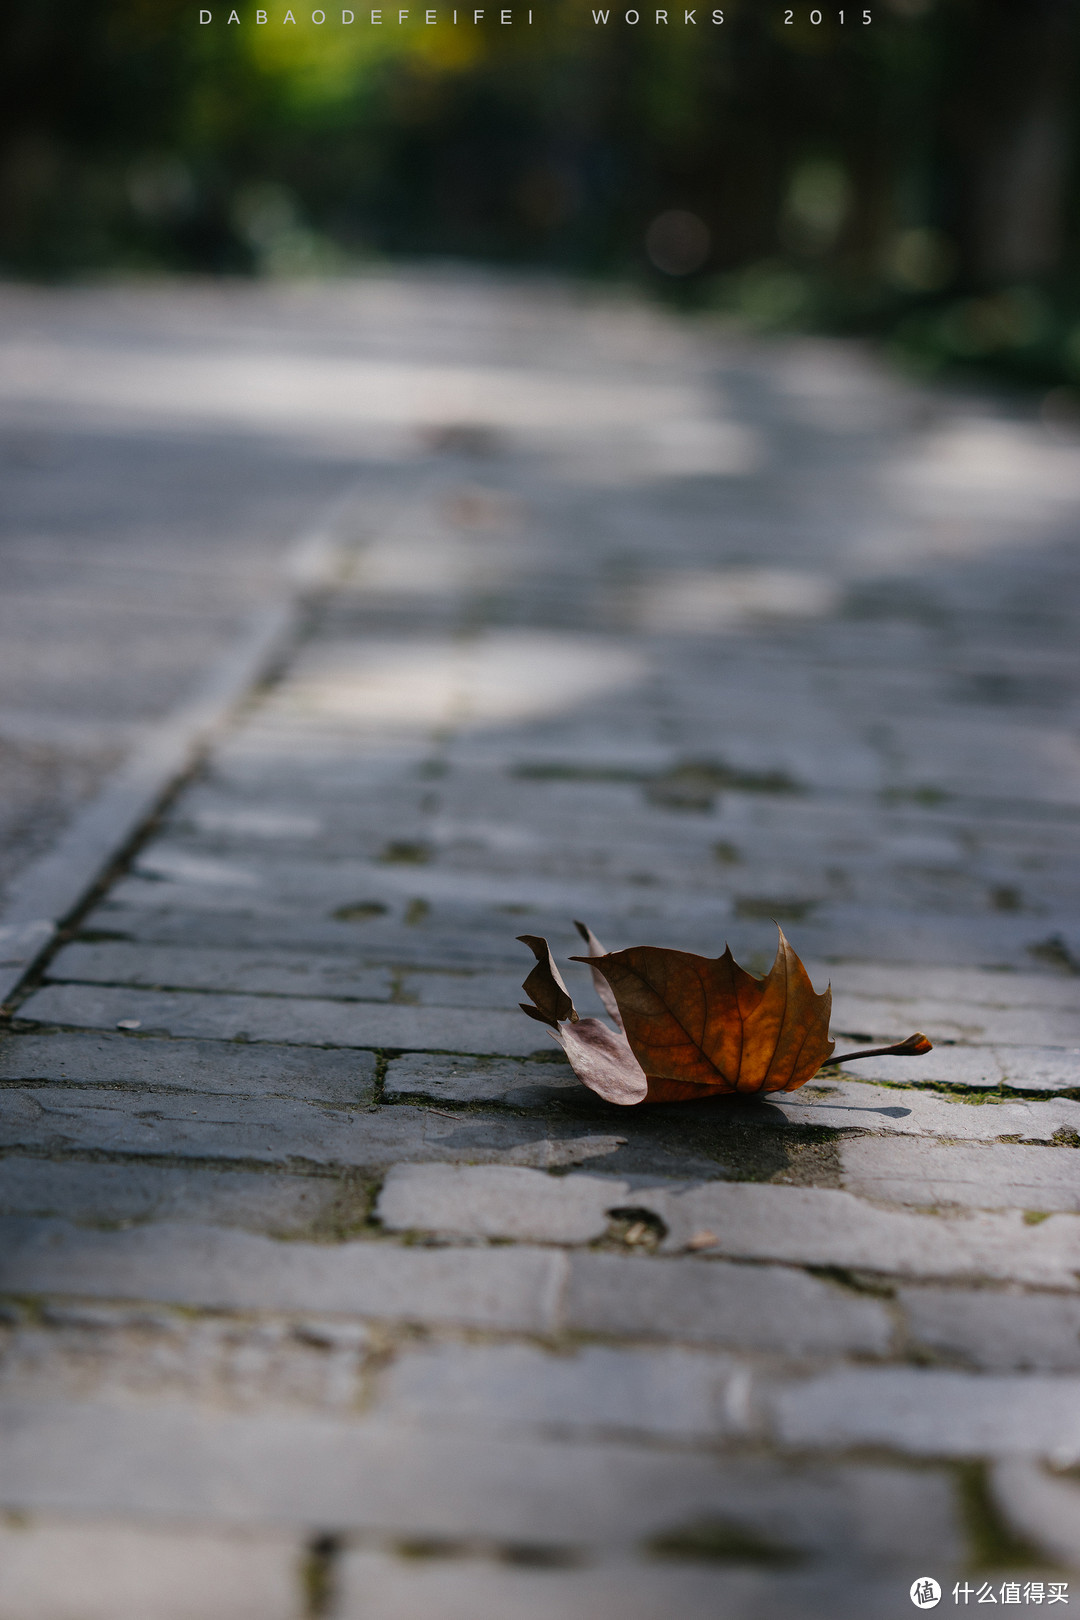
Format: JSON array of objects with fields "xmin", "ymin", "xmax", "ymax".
[{"xmin": 911, "ymin": 1577, "xmax": 943, "ymax": 1609}]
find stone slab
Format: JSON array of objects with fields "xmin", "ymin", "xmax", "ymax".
[
  {"xmin": 0, "ymin": 1089, "xmax": 629, "ymax": 1173},
  {"xmin": 0, "ymin": 1220, "xmax": 566, "ymax": 1332},
  {"xmin": 775, "ymin": 1079, "xmax": 1080, "ymax": 1141},
  {"xmin": 374, "ymin": 1164, "xmax": 1080, "ymax": 1287},
  {"xmin": 565, "ymin": 1252, "xmax": 891, "ymax": 1355},
  {"xmin": 17, "ymin": 983, "xmax": 540, "ymax": 1056},
  {"xmin": 0, "ymin": 1031, "xmax": 376, "ymax": 1107},
  {"xmin": 841, "ymin": 1139, "xmax": 1080, "ymax": 1211},
  {"xmin": 825, "ymin": 963, "xmax": 1080, "ymax": 1014},
  {"xmin": 377, "ymin": 1163, "xmax": 620, "ymax": 1242},
  {"xmin": 375, "ymin": 1342, "xmax": 746, "ymax": 1441},
  {"xmin": 383, "ymin": 1054, "xmax": 579, "ymax": 1107},
  {"xmin": 769, "ymin": 1368, "xmax": 1080, "ymax": 1458},
  {"xmin": 333, "ymin": 1557, "xmax": 914, "ymax": 1620},
  {"xmin": 838, "ymin": 1045, "xmax": 1080, "ymax": 1094},
  {"xmin": 900, "ymin": 1287, "xmax": 1080, "ymax": 1372},
  {"xmin": 991, "ymin": 1460, "xmax": 1080, "ymax": 1572},
  {"xmin": 47, "ymin": 940, "xmax": 526, "ymax": 1012},
  {"xmin": 0, "ymin": 1156, "xmax": 348, "ymax": 1236},
  {"xmin": 0, "ymin": 1396, "xmax": 961, "ymax": 1567},
  {"xmin": 830, "ymin": 992, "xmax": 1080, "ymax": 1048},
  {"xmin": 0, "ymin": 1521, "xmax": 303, "ymax": 1620}
]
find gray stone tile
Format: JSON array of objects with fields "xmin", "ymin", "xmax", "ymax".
[
  {"xmin": 383, "ymin": 1054, "xmax": 579, "ymax": 1106},
  {"xmin": 565, "ymin": 1252, "xmax": 891, "ymax": 1354},
  {"xmin": 645, "ymin": 1183, "xmax": 1080, "ymax": 1288},
  {"xmin": 17, "ymin": 983, "xmax": 540, "ymax": 1057},
  {"xmin": 900, "ymin": 1287, "xmax": 1080, "ymax": 1371},
  {"xmin": 830, "ymin": 993, "xmax": 1080, "ymax": 1048},
  {"xmin": 841, "ymin": 1139, "xmax": 1080, "ymax": 1212},
  {"xmin": 838, "ymin": 1044, "xmax": 1080, "ymax": 1094},
  {"xmin": 824, "ymin": 963, "xmax": 1080, "ymax": 1013},
  {"xmin": 0, "ymin": 1032, "xmax": 375, "ymax": 1107},
  {"xmin": 990, "ymin": 1460, "xmax": 1080, "ymax": 1571},
  {"xmin": 0, "ymin": 1157, "xmax": 350, "ymax": 1236},
  {"xmin": 333, "ymin": 1558, "xmax": 916, "ymax": 1620},
  {"xmin": 375, "ymin": 1341, "xmax": 747, "ymax": 1440},
  {"xmin": 775, "ymin": 1079, "xmax": 1080, "ymax": 1141},
  {"xmin": 0, "ymin": 1089, "xmax": 630, "ymax": 1173},
  {"xmin": 0, "ymin": 1522, "xmax": 303, "ymax": 1620},
  {"xmin": 769, "ymin": 1368, "xmax": 1080, "ymax": 1457},
  {"xmin": 0, "ymin": 1220, "xmax": 566, "ymax": 1332},
  {"xmin": 377, "ymin": 1164, "xmax": 622, "ymax": 1243},
  {"xmin": 0, "ymin": 1396, "xmax": 960, "ymax": 1569},
  {"xmin": 47, "ymin": 941, "xmax": 396, "ymax": 1002}
]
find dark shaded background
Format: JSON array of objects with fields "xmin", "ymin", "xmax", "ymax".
[{"xmin": 1, "ymin": 0, "xmax": 1078, "ymax": 385}]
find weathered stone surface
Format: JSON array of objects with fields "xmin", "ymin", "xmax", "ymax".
[
  {"xmin": 0, "ymin": 1220, "xmax": 566, "ymax": 1332},
  {"xmin": 0, "ymin": 1395, "xmax": 961, "ymax": 1567},
  {"xmin": 16, "ymin": 983, "xmax": 540, "ymax": 1056},
  {"xmin": 0, "ymin": 1156, "xmax": 351, "ymax": 1235},
  {"xmin": 374, "ymin": 1164, "xmax": 1080, "ymax": 1287},
  {"xmin": 769, "ymin": 1369, "xmax": 1080, "ymax": 1457},
  {"xmin": 899, "ymin": 1287, "xmax": 1080, "ymax": 1371},
  {"xmin": 0, "ymin": 1305, "xmax": 369, "ymax": 1410},
  {"xmin": 47, "ymin": 940, "xmax": 527, "ymax": 1013},
  {"xmin": 377, "ymin": 1163, "xmax": 620, "ymax": 1242},
  {"xmin": 375, "ymin": 1341, "xmax": 747, "ymax": 1440},
  {"xmin": 0, "ymin": 1521, "xmax": 303, "ymax": 1620},
  {"xmin": 383, "ymin": 1053, "xmax": 579, "ymax": 1106},
  {"xmin": 0, "ymin": 1031, "xmax": 376, "ymax": 1106},
  {"xmin": 565, "ymin": 1252, "xmax": 891, "ymax": 1354},
  {"xmin": 841, "ymin": 1139, "xmax": 1080, "ymax": 1211},
  {"xmin": 48, "ymin": 940, "xmax": 396, "ymax": 1002},
  {"xmin": 774, "ymin": 1079, "xmax": 1080, "ymax": 1141},
  {"xmin": 830, "ymin": 992, "xmax": 1080, "ymax": 1048},
  {"xmin": 649, "ymin": 1183, "xmax": 1080, "ymax": 1287},
  {"xmin": 0, "ymin": 1090, "xmax": 629, "ymax": 1173},
  {"xmin": 991, "ymin": 1460, "xmax": 1080, "ymax": 1571},
  {"xmin": 838, "ymin": 1045, "xmax": 1080, "ymax": 1094},
  {"xmin": 824, "ymin": 962, "xmax": 1080, "ymax": 1014},
  {"xmin": 333, "ymin": 1557, "xmax": 912, "ymax": 1620}
]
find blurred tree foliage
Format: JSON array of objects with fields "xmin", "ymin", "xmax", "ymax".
[{"xmin": 1, "ymin": 0, "xmax": 1077, "ymax": 384}]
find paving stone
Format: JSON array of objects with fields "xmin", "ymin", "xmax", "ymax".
[
  {"xmin": 841, "ymin": 1139, "xmax": 1080, "ymax": 1211},
  {"xmin": 826, "ymin": 963, "xmax": 1080, "ymax": 1014},
  {"xmin": 899, "ymin": 1287, "xmax": 1080, "ymax": 1371},
  {"xmin": 383, "ymin": 1053, "xmax": 580, "ymax": 1106},
  {"xmin": 378, "ymin": 1165, "xmax": 1080, "ymax": 1287},
  {"xmin": 565, "ymin": 1252, "xmax": 891, "ymax": 1354},
  {"xmin": 17, "ymin": 983, "xmax": 541, "ymax": 1056},
  {"xmin": 775, "ymin": 1078, "xmax": 1080, "ymax": 1141},
  {"xmin": 990, "ymin": 1460, "xmax": 1080, "ymax": 1571},
  {"xmin": 0, "ymin": 1307, "xmax": 369, "ymax": 1411},
  {"xmin": 769, "ymin": 1368, "xmax": 1080, "ymax": 1457},
  {"xmin": 648, "ymin": 1183, "xmax": 1080, "ymax": 1287},
  {"xmin": 0, "ymin": 1032, "xmax": 375, "ymax": 1106},
  {"xmin": 47, "ymin": 940, "xmax": 527, "ymax": 1012},
  {"xmin": 0, "ymin": 1396, "xmax": 960, "ymax": 1566},
  {"xmin": 47, "ymin": 941, "xmax": 396, "ymax": 1001},
  {"xmin": 0, "ymin": 1089, "xmax": 630, "ymax": 1172},
  {"xmin": 0, "ymin": 1156, "xmax": 349, "ymax": 1235},
  {"xmin": 0, "ymin": 1521, "xmax": 303, "ymax": 1620},
  {"xmin": 0, "ymin": 1220, "xmax": 566, "ymax": 1332},
  {"xmin": 377, "ymin": 1163, "xmax": 622, "ymax": 1242},
  {"xmin": 830, "ymin": 992, "xmax": 1080, "ymax": 1048},
  {"xmin": 838, "ymin": 1045, "xmax": 1080, "ymax": 1094},
  {"xmin": 333, "ymin": 1558, "xmax": 911, "ymax": 1620},
  {"xmin": 375, "ymin": 1341, "xmax": 747, "ymax": 1440}
]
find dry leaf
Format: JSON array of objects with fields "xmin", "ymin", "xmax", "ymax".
[{"xmin": 519, "ymin": 923, "xmax": 932, "ymax": 1106}]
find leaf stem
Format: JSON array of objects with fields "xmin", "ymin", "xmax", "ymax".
[{"xmin": 828, "ymin": 1032, "xmax": 933, "ymax": 1065}]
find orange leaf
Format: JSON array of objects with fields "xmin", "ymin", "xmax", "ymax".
[
  {"xmin": 572, "ymin": 926, "xmax": 834, "ymax": 1096},
  {"xmin": 519, "ymin": 925, "xmax": 932, "ymax": 1106}
]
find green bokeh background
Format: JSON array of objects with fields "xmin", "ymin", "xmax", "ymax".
[{"xmin": 2, "ymin": 0, "xmax": 1078, "ymax": 386}]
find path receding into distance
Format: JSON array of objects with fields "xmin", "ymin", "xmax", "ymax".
[{"xmin": 0, "ymin": 273, "xmax": 1079, "ymax": 1619}]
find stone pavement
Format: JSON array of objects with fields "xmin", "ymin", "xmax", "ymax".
[{"xmin": 0, "ymin": 274, "xmax": 1079, "ymax": 1619}]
